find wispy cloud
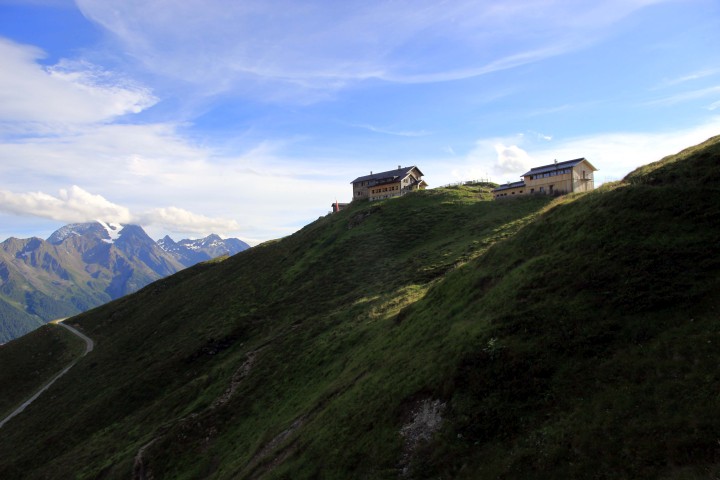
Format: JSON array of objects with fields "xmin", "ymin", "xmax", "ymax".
[
  {"xmin": 654, "ymin": 68, "xmax": 720, "ymax": 89},
  {"xmin": 645, "ymin": 85, "xmax": 720, "ymax": 106},
  {"xmin": 74, "ymin": 0, "xmax": 667, "ymax": 99},
  {"xmin": 529, "ymin": 130, "xmax": 553, "ymax": 141},
  {"xmin": 351, "ymin": 124, "xmax": 431, "ymax": 137}
]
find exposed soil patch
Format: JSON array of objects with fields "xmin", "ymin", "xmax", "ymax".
[
  {"xmin": 398, "ymin": 398, "xmax": 446, "ymax": 476},
  {"xmin": 184, "ymin": 334, "xmax": 241, "ymax": 363},
  {"xmin": 348, "ymin": 206, "xmax": 381, "ymax": 229},
  {"xmin": 212, "ymin": 351, "xmax": 257, "ymax": 408},
  {"xmin": 132, "ymin": 438, "xmax": 159, "ymax": 480},
  {"xmin": 242, "ymin": 415, "xmax": 306, "ymax": 479}
]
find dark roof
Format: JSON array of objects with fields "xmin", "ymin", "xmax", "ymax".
[
  {"xmin": 351, "ymin": 166, "xmax": 423, "ymax": 184},
  {"xmin": 521, "ymin": 158, "xmax": 597, "ymax": 177},
  {"xmin": 492, "ymin": 181, "xmax": 526, "ymax": 192}
]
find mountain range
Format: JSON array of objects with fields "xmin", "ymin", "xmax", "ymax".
[{"xmin": 0, "ymin": 222, "xmax": 248, "ymax": 342}]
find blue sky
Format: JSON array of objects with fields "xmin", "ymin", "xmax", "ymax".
[{"xmin": 0, "ymin": 0, "xmax": 719, "ymax": 244}]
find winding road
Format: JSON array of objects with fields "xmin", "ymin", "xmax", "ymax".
[{"xmin": 0, "ymin": 320, "xmax": 94, "ymax": 429}]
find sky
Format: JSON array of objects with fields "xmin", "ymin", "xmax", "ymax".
[{"xmin": 0, "ymin": 0, "xmax": 719, "ymax": 245}]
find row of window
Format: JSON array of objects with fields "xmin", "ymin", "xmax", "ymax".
[
  {"xmin": 528, "ymin": 169, "xmax": 571, "ymax": 180},
  {"xmin": 371, "ymin": 185, "xmax": 399, "ymax": 194}
]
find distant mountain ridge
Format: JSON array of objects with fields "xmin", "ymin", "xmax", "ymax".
[
  {"xmin": 157, "ymin": 233, "xmax": 249, "ymax": 267},
  {"xmin": 0, "ymin": 222, "xmax": 249, "ymax": 342}
]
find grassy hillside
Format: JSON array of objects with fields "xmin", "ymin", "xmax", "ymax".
[
  {"xmin": 0, "ymin": 323, "xmax": 85, "ymax": 419},
  {"xmin": 0, "ymin": 135, "xmax": 719, "ymax": 479}
]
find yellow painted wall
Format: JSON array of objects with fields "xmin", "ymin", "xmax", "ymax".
[
  {"xmin": 369, "ymin": 182, "xmax": 402, "ymax": 201},
  {"xmin": 525, "ymin": 173, "xmax": 573, "ymax": 194}
]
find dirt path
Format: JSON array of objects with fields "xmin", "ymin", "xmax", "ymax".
[
  {"xmin": 58, "ymin": 321, "xmax": 94, "ymax": 354},
  {"xmin": 0, "ymin": 320, "xmax": 94, "ymax": 429}
]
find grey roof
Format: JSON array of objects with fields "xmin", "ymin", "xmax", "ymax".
[
  {"xmin": 492, "ymin": 181, "xmax": 526, "ymax": 192},
  {"xmin": 521, "ymin": 158, "xmax": 596, "ymax": 177},
  {"xmin": 351, "ymin": 166, "xmax": 423, "ymax": 184}
]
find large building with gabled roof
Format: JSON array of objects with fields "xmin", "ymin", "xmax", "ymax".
[
  {"xmin": 351, "ymin": 166, "xmax": 427, "ymax": 201},
  {"xmin": 493, "ymin": 158, "xmax": 597, "ymax": 199}
]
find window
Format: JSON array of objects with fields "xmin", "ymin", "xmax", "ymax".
[
  {"xmin": 530, "ymin": 188, "xmax": 534, "ymax": 193},
  {"xmin": 539, "ymin": 186, "xmax": 545, "ymax": 193},
  {"xmin": 549, "ymin": 185, "xmax": 554, "ymax": 193}
]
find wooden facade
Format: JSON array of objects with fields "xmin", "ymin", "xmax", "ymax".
[
  {"xmin": 351, "ymin": 166, "xmax": 427, "ymax": 201},
  {"xmin": 493, "ymin": 158, "xmax": 597, "ymax": 199}
]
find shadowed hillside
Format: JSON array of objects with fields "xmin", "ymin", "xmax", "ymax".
[{"xmin": 0, "ymin": 135, "xmax": 719, "ymax": 479}]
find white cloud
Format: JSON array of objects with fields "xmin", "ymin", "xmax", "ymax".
[
  {"xmin": 494, "ymin": 144, "xmax": 533, "ymax": 174},
  {"xmin": 461, "ymin": 134, "xmax": 534, "ymax": 178},
  {"xmin": 0, "ymin": 185, "xmax": 132, "ymax": 223},
  {"xmin": 0, "ymin": 38, "xmax": 156, "ymax": 125},
  {"xmin": 138, "ymin": 207, "xmax": 240, "ymax": 235}
]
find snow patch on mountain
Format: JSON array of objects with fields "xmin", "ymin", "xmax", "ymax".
[
  {"xmin": 96, "ymin": 221, "xmax": 124, "ymax": 243},
  {"xmin": 48, "ymin": 223, "xmax": 102, "ymax": 244}
]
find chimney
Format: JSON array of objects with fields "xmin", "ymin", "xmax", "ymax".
[
  {"xmin": 554, "ymin": 159, "xmax": 558, "ymax": 164},
  {"xmin": 398, "ymin": 165, "xmax": 401, "ymax": 169},
  {"xmin": 370, "ymin": 171, "xmax": 373, "ymax": 174}
]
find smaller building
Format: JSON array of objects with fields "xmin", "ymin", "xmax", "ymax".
[
  {"xmin": 330, "ymin": 201, "xmax": 349, "ymax": 213},
  {"xmin": 493, "ymin": 158, "xmax": 597, "ymax": 199},
  {"xmin": 351, "ymin": 166, "xmax": 427, "ymax": 201},
  {"xmin": 492, "ymin": 181, "xmax": 526, "ymax": 198}
]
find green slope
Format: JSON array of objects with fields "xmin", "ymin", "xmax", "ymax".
[
  {"xmin": 0, "ymin": 323, "xmax": 85, "ymax": 419},
  {"xmin": 0, "ymin": 135, "xmax": 719, "ymax": 479}
]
